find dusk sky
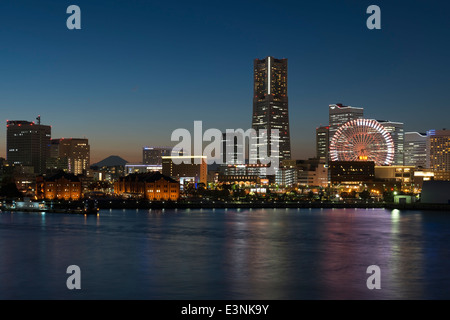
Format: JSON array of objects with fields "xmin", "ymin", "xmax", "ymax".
[{"xmin": 1, "ymin": 0, "xmax": 449, "ymax": 164}]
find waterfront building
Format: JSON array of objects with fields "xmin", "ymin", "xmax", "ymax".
[
  {"xmin": 295, "ymin": 159, "xmax": 328, "ymax": 188},
  {"xmin": 36, "ymin": 171, "xmax": 82, "ymax": 201},
  {"xmin": 329, "ymin": 161, "xmax": 375, "ymax": 184},
  {"xmin": 219, "ymin": 163, "xmax": 275, "ymax": 184},
  {"xmin": 7, "ymin": 118, "xmax": 51, "ymax": 174},
  {"xmin": 114, "ymin": 172, "xmax": 180, "ymax": 201},
  {"xmin": 274, "ymin": 159, "xmax": 298, "ymax": 187},
  {"xmin": 374, "ymin": 165, "xmax": 415, "ymax": 193}
]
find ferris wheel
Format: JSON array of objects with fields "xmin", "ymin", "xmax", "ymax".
[{"xmin": 329, "ymin": 119, "xmax": 395, "ymax": 166}]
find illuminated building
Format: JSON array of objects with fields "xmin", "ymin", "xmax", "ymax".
[
  {"xmin": 162, "ymin": 155, "xmax": 207, "ymax": 186},
  {"xmin": 404, "ymin": 132, "xmax": 427, "ymax": 168},
  {"xmin": 413, "ymin": 169, "xmax": 434, "ymax": 193},
  {"xmin": 6, "ymin": 117, "xmax": 51, "ymax": 174},
  {"xmin": 36, "ymin": 171, "xmax": 82, "ymax": 201},
  {"xmin": 125, "ymin": 163, "xmax": 162, "ymax": 174},
  {"xmin": 48, "ymin": 138, "xmax": 90, "ymax": 175},
  {"xmin": 329, "ymin": 161, "xmax": 375, "ymax": 184},
  {"xmin": 378, "ymin": 121, "xmax": 404, "ymax": 166},
  {"xmin": 143, "ymin": 147, "xmax": 173, "ymax": 165},
  {"xmin": 294, "ymin": 159, "xmax": 328, "ymax": 187},
  {"xmin": 114, "ymin": 172, "xmax": 180, "ymax": 201},
  {"xmin": 275, "ymin": 160, "xmax": 297, "ymax": 187},
  {"xmin": 328, "ymin": 103, "xmax": 364, "ymax": 143},
  {"xmin": 374, "ymin": 165, "xmax": 415, "ymax": 192},
  {"xmin": 218, "ymin": 174, "xmax": 260, "ymax": 185},
  {"xmin": 221, "ymin": 132, "xmax": 245, "ymax": 165},
  {"xmin": 219, "ymin": 163, "xmax": 275, "ymax": 185},
  {"xmin": 252, "ymin": 56, "xmax": 291, "ymax": 163},
  {"xmin": 316, "ymin": 126, "xmax": 329, "ymax": 163},
  {"xmin": 427, "ymin": 129, "xmax": 450, "ymax": 181}
]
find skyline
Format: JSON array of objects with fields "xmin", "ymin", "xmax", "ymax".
[{"xmin": 1, "ymin": 1, "xmax": 450, "ymax": 164}]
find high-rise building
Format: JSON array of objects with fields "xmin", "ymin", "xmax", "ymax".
[
  {"xmin": 6, "ymin": 118, "xmax": 51, "ymax": 174},
  {"xmin": 427, "ymin": 129, "xmax": 450, "ymax": 180},
  {"xmin": 378, "ymin": 121, "xmax": 404, "ymax": 166},
  {"xmin": 143, "ymin": 147, "xmax": 173, "ymax": 165},
  {"xmin": 404, "ymin": 132, "xmax": 427, "ymax": 168},
  {"xmin": 328, "ymin": 103, "xmax": 364, "ymax": 142},
  {"xmin": 252, "ymin": 56, "xmax": 291, "ymax": 163},
  {"xmin": 49, "ymin": 138, "xmax": 90, "ymax": 175},
  {"xmin": 316, "ymin": 126, "xmax": 329, "ymax": 163}
]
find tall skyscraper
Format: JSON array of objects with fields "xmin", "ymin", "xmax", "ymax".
[
  {"xmin": 6, "ymin": 118, "xmax": 51, "ymax": 174},
  {"xmin": 328, "ymin": 103, "xmax": 364, "ymax": 142},
  {"xmin": 49, "ymin": 138, "xmax": 90, "ymax": 175},
  {"xmin": 427, "ymin": 129, "xmax": 450, "ymax": 180},
  {"xmin": 379, "ymin": 120, "xmax": 404, "ymax": 166},
  {"xmin": 404, "ymin": 132, "xmax": 427, "ymax": 168},
  {"xmin": 143, "ymin": 147, "xmax": 173, "ymax": 165},
  {"xmin": 316, "ymin": 126, "xmax": 329, "ymax": 163},
  {"xmin": 252, "ymin": 56, "xmax": 291, "ymax": 163}
]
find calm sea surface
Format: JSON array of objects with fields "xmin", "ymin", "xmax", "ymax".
[{"xmin": 1, "ymin": 207, "xmax": 450, "ymax": 300}]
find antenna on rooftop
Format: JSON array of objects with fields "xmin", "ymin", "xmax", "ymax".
[{"xmin": 36, "ymin": 115, "xmax": 41, "ymax": 125}]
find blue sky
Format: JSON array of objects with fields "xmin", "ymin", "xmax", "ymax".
[{"xmin": 1, "ymin": 0, "xmax": 449, "ymax": 163}]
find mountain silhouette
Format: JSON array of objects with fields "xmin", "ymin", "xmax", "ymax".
[{"xmin": 91, "ymin": 155, "xmax": 128, "ymax": 168}]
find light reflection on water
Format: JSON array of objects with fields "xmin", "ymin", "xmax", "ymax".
[{"xmin": 0, "ymin": 208, "xmax": 450, "ymax": 299}]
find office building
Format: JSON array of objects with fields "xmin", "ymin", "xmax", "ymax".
[
  {"xmin": 125, "ymin": 163, "xmax": 162, "ymax": 175},
  {"xmin": 328, "ymin": 103, "xmax": 364, "ymax": 142},
  {"xmin": 404, "ymin": 132, "xmax": 427, "ymax": 168},
  {"xmin": 275, "ymin": 160, "xmax": 297, "ymax": 187},
  {"xmin": 329, "ymin": 161, "xmax": 375, "ymax": 184},
  {"xmin": 252, "ymin": 56, "xmax": 291, "ymax": 164},
  {"xmin": 221, "ymin": 132, "xmax": 245, "ymax": 165},
  {"xmin": 295, "ymin": 159, "xmax": 329, "ymax": 187},
  {"xmin": 162, "ymin": 155, "xmax": 207, "ymax": 186},
  {"xmin": 49, "ymin": 138, "xmax": 90, "ymax": 175},
  {"xmin": 427, "ymin": 129, "xmax": 450, "ymax": 180},
  {"xmin": 374, "ymin": 165, "xmax": 415, "ymax": 193},
  {"xmin": 379, "ymin": 121, "xmax": 404, "ymax": 166},
  {"xmin": 6, "ymin": 118, "xmax": 51, "ymax": 174},
  {"xmin": 316, "ymin": 126, "xmax": 329, "ymax": 163},
  {"xmin": 143, "ymin": 147, "xmax": 173, "ymax": 165}
]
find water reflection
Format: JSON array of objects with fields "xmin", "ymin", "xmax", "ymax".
[{"xmin": 0, "ymin": 208, "xmax": 449, "ymax": 299}]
